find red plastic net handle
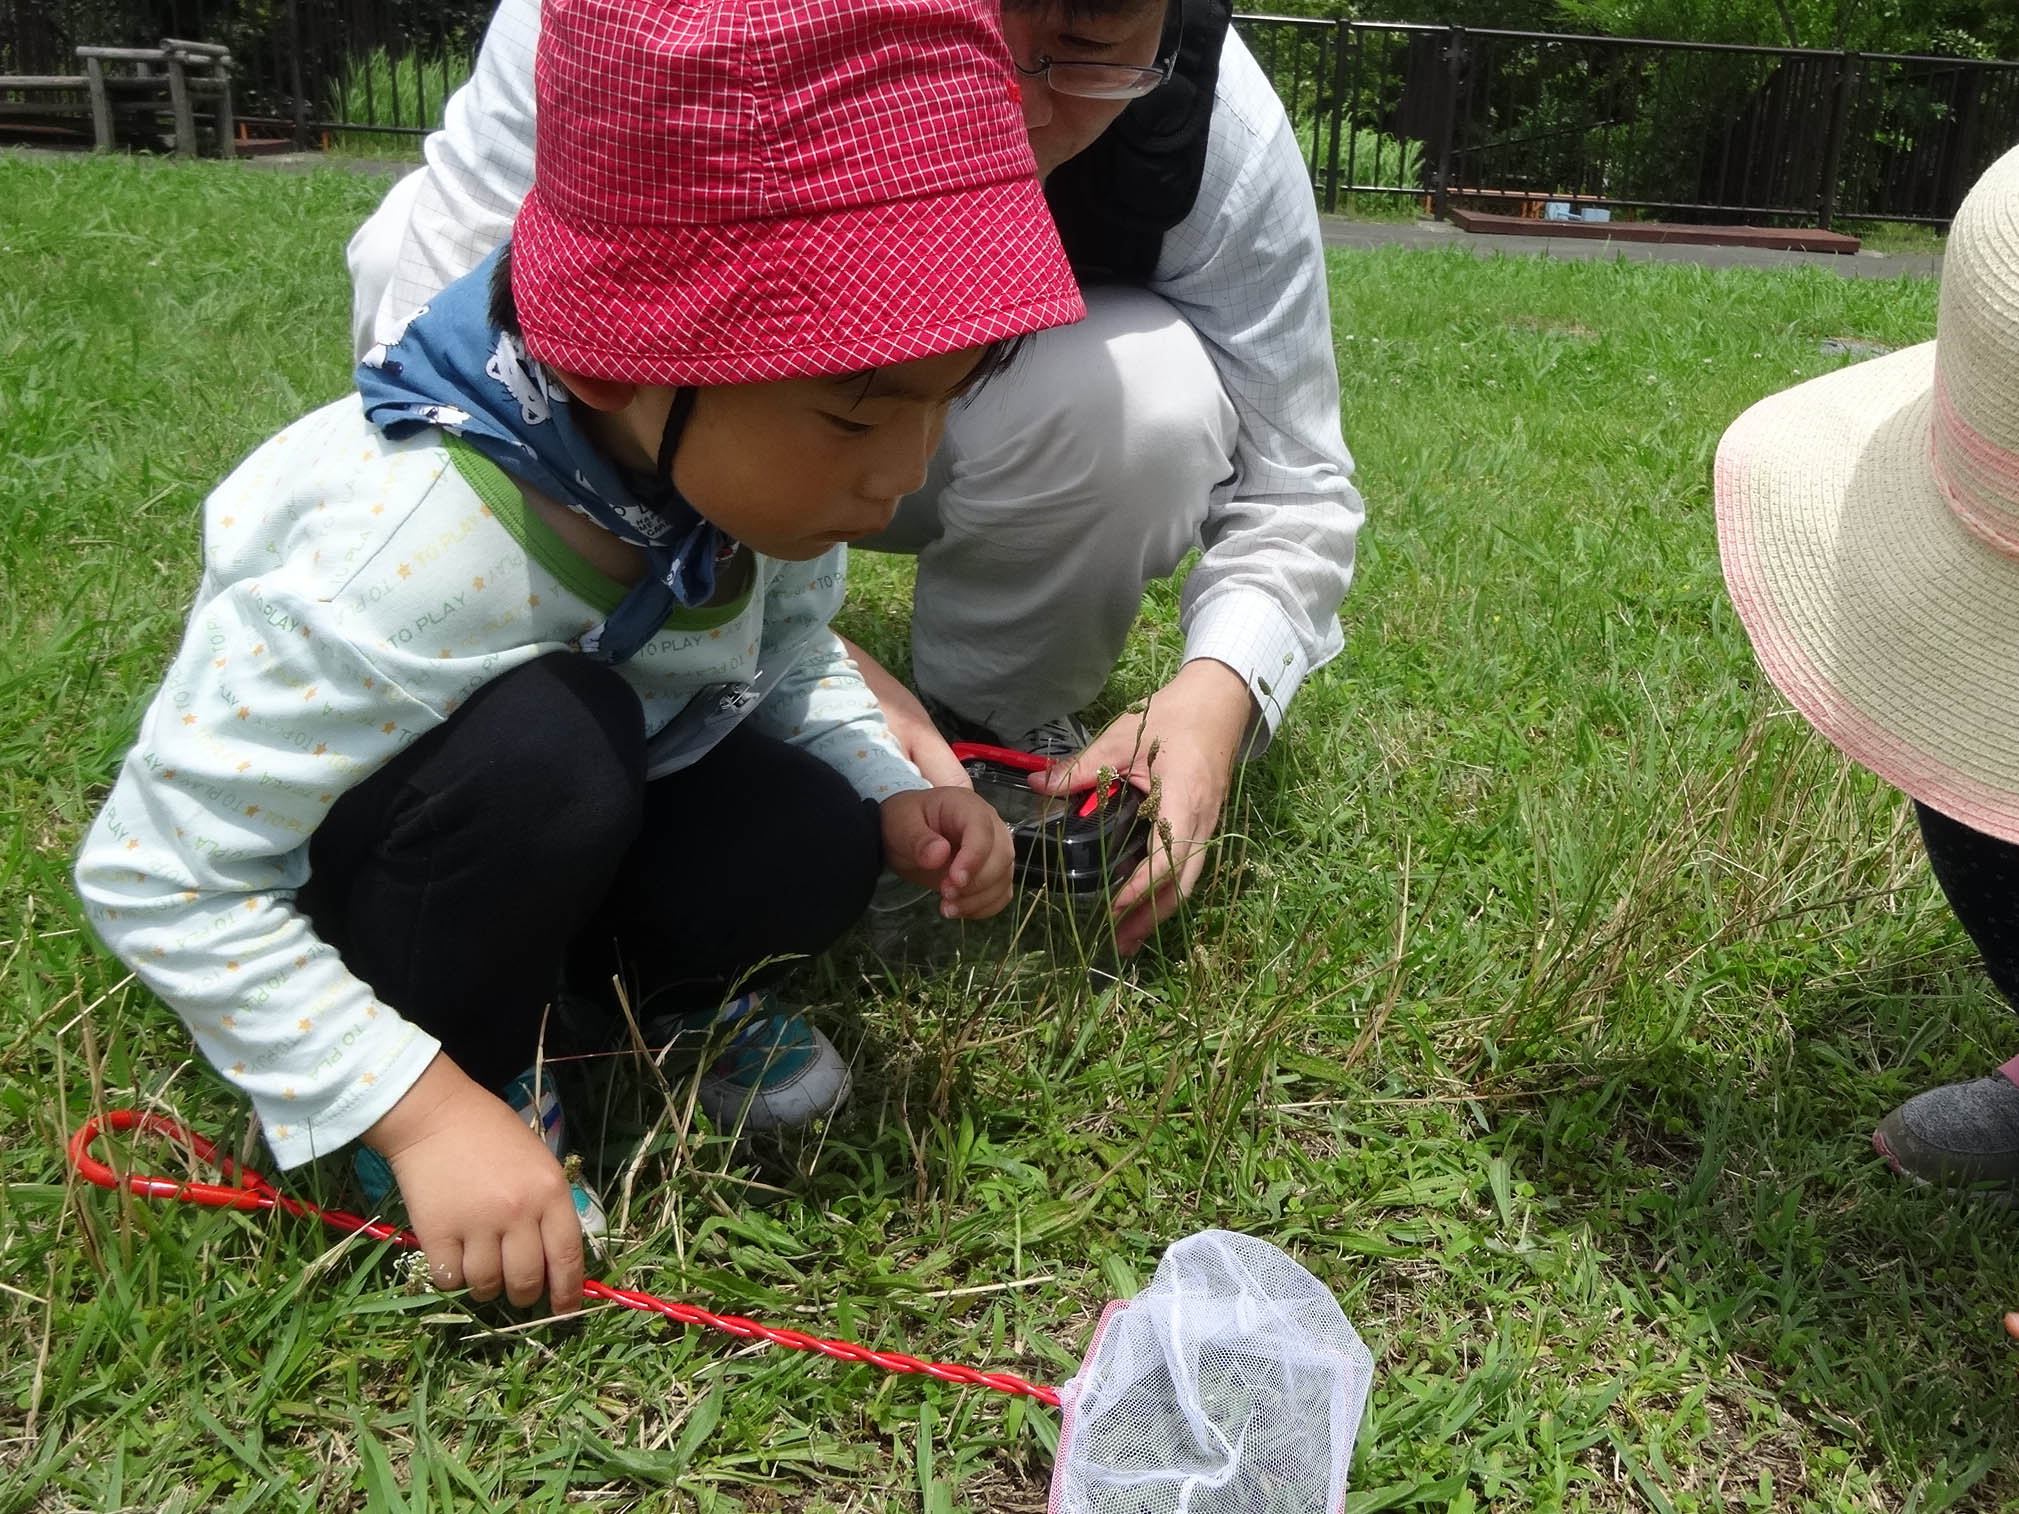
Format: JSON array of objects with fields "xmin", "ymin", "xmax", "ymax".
[{"xmin": 67, "ymin": 1110, "xmax": 1061, "ymax": 1407}]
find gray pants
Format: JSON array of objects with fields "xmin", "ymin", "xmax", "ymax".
[{"xmin": 865, "ymin": 285, "xmax": 1239, "ymax": 738}]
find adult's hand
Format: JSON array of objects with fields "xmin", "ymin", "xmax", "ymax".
[
  {"xmin": 837, "ymin": 636, "xmax": 970, "ymax": 789},
  {"xmin": 1031, "ymin": 658, "xmax": 1256, "ymax": 956},
  {"xmin": 2006, "ymin": 1311, "xmax": 2019, "ymax": 1342}
]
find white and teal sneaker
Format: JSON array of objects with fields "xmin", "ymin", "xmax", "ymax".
[
  {"xmin": 646, "ymin": 990, "xmax": 852, "ymax": 1134},
  {"xmin": 352, "ymin": 1065, "xmax": 607, "ymax": 1242},
  {"xmin": 500, "ymin": 1067, "xmax": 608, "ymax": 1239}
]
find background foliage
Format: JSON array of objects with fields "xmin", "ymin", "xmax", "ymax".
[{"xmin": 1240, "ymin": 0, "xmax": 2017, "ymax": 57}]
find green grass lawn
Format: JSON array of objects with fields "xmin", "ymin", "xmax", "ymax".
[{"xmin": 3, "ymin": 151, "xmax": 2013, "ymax": 1513}]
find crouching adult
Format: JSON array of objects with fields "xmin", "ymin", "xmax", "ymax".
[{"xmin": 348, "ymin": 0, "xmax": 1365, "ymax": 954}]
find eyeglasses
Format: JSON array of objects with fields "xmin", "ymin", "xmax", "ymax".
[
  {"xmin": 1012, "ymin": 55, "xmax": 1172, "ymax": 101},
  {"xmin": 1010, "ymin": 0, "xmax": 1183, "ymax": 103}
]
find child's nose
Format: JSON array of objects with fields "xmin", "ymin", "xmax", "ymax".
[{"xmin": 863, "ymin": 418, "xmax": 938, "ymax": 504}]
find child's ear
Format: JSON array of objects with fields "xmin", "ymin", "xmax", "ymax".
[{"xmin": 549, "ymin": 368, "xmax": 638, "ymax": 413}]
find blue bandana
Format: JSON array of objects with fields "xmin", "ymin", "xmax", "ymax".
[{"xmin": 356, "ymin": 245, "xmax": 727, "ymax": 664}]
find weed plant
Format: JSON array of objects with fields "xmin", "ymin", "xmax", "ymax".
[
  {"xmin": 1327, "ymin": 125, "xmax": 1425, "ymax": 218},
  {"xmin": 323, "ymin": 47, "xmax": 473, "ymax": 157},
  {"xmin": 2, "ymin": 151, "xmax": 2014, "ymax": 1512}
]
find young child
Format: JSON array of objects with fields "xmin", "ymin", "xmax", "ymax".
[{"xmin": 74, "ymin": 0, "xmax": 1085, "ymax": 1316}]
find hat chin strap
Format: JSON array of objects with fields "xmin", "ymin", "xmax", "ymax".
[
  {"xmin": 655, "ymin": 385, "xmax": 697, "ymax": 481},
  {"xmin": 639, "ymin": 385, "xmax": 705, "ymax": 531}
]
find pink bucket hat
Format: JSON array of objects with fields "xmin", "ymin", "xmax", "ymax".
[
  {"xmin": 1715, "ymin": 143, "xmax": 2019, "ymax": 844},
  {"xmin": 510, "ymin": 0, "xmax": 1085, "ymax": 386}
]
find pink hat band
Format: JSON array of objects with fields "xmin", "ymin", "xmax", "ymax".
[
  {"xmin": 1925, "ymin": 162, "xmax": 2019, "ymax": 561},
  {"xmin": 512, "ymin": 0, "xmax": 1084, "ymax": 386},
  {"xmin": 1932, "ymin": 372, "xmax": 2019, "ymax": 559}
]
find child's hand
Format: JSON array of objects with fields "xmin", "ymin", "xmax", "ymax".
[
  {"xmin": 881, "ymin": 787, "xmax": 1014, "ymax": 919},
  {"xmin": 361, "ymin": 1054, "xmax": 585, "ymax": 1313}
]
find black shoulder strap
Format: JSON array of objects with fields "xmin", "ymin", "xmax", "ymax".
[{"xmin": 1042, "ymin": 0, "xmax": 1234, "ymax": 285}]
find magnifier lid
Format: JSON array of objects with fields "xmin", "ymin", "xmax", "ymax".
[{"xmin": 951, "ymin": 743, "xmax": 1149, "ymax": 894}]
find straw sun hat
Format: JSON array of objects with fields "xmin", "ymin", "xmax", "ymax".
[{"xmin": 1716, "ymin": 143, "xmax": 2019, "ymax": 844}]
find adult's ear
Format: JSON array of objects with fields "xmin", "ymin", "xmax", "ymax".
[{"xmin": 548, "ymin": 368, "xmax": 637, "ymax": 413}]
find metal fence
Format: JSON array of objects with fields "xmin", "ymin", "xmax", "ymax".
[
  {"xmin": 6, "ymin": 1, "xmax": 2018, "ymax": 224},
  {"xmin": 0, "ymin": 0, "xmax": 486, "ymax": 141},
  {"xmin": 1234, "ymin": 14, "xmax": 2019, "ymax": 225}
]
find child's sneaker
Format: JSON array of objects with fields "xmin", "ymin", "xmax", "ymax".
[
  {"xmin": 500, "ymin": 1067, "xmax": 608, "ymax": 1239},
  {"xmin": 351, "ymin": 1141, "xmax": 400, "ymax": 1211},
  {"xmin": 1871, "ymin": 1053, "xmax": 2019, "ymax": 1202},
  {"xmin": 351, "ymin": 1067, "xmax": 607, "ymax": 1240},
  {"xmin": 646, "ymin": 990, "xmax": 851, "ymax": 1133}
]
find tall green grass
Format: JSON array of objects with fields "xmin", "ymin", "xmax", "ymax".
[
  {"xmin": 323, "ymin": 47, "xmax": 473, "ymax": 156},
  {"xmin": 1330, "ymin": 123, "xmax": 1423, "ymax": 213},
  {"xmin": 1285, "ymin": 113, "xmax": 1425, "ymax": 218},
  {"xmin": 4, "ymin": 150, "xmax": 2014, "ymax": 1512}
]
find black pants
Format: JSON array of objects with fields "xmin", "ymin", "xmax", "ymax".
[
  {"xmin": 296, "ymin": 653, "xmax": 883, "ymax": 1092},
  {"xmin": 1917, "ymin": 801, "xmax": 2019, "ymax": 1013}
]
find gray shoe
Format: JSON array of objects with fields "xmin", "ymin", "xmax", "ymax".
[
  {"xmin": 922, "ymin": 693, "xmax": 1091, "ymax": 762},
  {"xmin": 1872, "ymin": 1057, "xmax": 2019, "ymax": 1200},
  {"xmin": 1009, "ymin": 712, "xmax": 1094, "ymax": 763},
  {"xmin": 644, "ymin": 990, "xmax": 852, "ymax": 1134}
]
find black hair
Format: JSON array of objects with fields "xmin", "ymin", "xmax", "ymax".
[
  {"xmin": 489, "ymin": 238, "xmax": 523, "ymax": 337},
  {"xmin": 954, "ymin": 336, "xmax": 1024, "ymax": 401}
]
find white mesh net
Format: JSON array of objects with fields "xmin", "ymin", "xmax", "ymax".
[{"xmin": 1051, "ymin": 1230, "xmax": 1374, "ymax": 1514}]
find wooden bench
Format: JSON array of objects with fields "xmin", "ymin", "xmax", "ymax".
[{"xmin": 72, "ymin": 40, "xmax": 235, "ymax": 157}]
